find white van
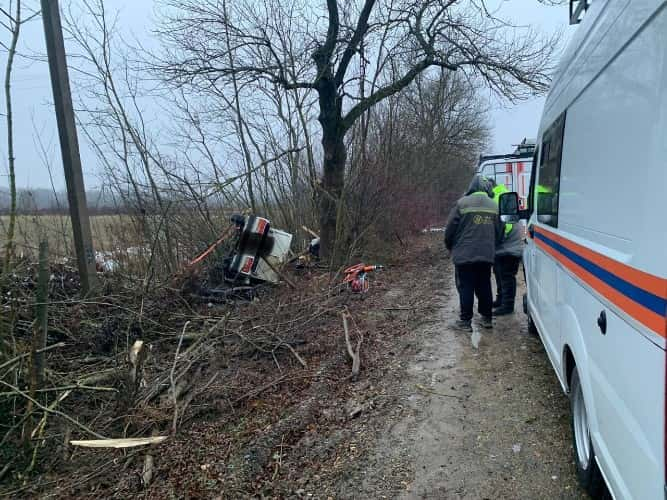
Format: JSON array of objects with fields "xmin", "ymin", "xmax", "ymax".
[{"xmin": 499, "ymin": 1, "xmax": 667, "ymax": 498}]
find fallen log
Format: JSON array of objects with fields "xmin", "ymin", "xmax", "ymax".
[
  {"xmin": 142, "ymin": 453, "xmax": 154, "ymax": 488},
  {"xmin": 70, "ymin": 436, "xmax": 167, "ymax": 449},
  {"xmin": 77, "ymin": 368, "xmax": 118, "ymax": 387},
  {"xmin": 170, "ymin": 322, "xmax": 189, "ymax": 434},
  {"xmin": 342, "ymin": 312, "xmax": 362, "ymax": 380}
]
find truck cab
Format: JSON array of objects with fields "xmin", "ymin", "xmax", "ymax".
[{"xmin": 476, "ymin": 138, "xmax": 535, "ymax": 211}]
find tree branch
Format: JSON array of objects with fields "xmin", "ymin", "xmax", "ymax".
[
  {"xmin": 321, "ymin": 0, "xmax": 340, "ymax": 64},
  {"xmin": 0, "ymin": 380, "xmax": 107, "ymax": 439},
  {"xmin": 334, "ymin": 0, "xmax": 378, "ymax": 85},
  {"xmin": 279, "ymin": 79, "xmax": 316, "ymax": 90},
  {"xmin": 343, "ymin": 58, "xmax": 457, "ymax": 130}
]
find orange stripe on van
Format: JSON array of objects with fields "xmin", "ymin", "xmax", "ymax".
[
  {"xmin": 535, "ymin": 238, "xmax": 667, "ymax": 339},
  {"xmin": 536, "ymin": 227, "xmax": 667, "ymax": 299}
]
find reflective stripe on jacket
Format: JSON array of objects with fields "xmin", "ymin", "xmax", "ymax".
[{"xmin": 444, "ymin": 192, "xmax": 502, "ymax": 265}]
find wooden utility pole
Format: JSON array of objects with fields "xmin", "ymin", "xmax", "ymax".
[{"xmin": 41, "ymin": 0, "xmax": 96, "ymax": 294}]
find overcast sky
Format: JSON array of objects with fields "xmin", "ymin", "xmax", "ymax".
[{"xmin": 0, "ymin": 0, "xmax": 574, "ymax": 190}]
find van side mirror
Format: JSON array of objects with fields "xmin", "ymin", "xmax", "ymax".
[{"xmin": 499, "ymin": 192, "xmax": 520, "ymax": 223}]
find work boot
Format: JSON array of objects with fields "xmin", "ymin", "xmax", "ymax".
[
  {"xmin": 493, "ymin": 305, "xmax": 514, "ymax": 316},
  {"xmin": 480, "ymin": 316, "xmax": 493, "ymax": 329},
  {"xmin": 451, "ymin": 319, "xmax": 472, "ymax": 332}
]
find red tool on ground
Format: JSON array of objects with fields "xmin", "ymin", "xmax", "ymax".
[{"xmin": 343, "ymin": 264, "xmax": 384, "ymax": 294}]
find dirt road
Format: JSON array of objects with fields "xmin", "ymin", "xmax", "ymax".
[{"xmin": 323, "ymin": 247, "xmax": 588, "ymax": 499}]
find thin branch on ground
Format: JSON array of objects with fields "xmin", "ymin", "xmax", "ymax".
[
  {"xmin": 170, "ymin": 320, "xmax": 190, "ymax": 434},
  {"xmin": 0, "ymin": 380, "xmax": 107, "ymax": 439}
]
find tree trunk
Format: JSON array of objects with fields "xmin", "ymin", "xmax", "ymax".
[
  {"xmin": 319, "ymin": 130, "xmax": 346, "ymax": 263},
  {"xmin": 2, "ymin": 0, "xmax": 21, "ymax": 275},
  {"xmin": 31, "ymin": 240, "xmax": 49, "ymax": 390},
  {"xmin": 26, "ymin": 239, "xmax": 48, "ymax": 447},
  {"xmin": 316, "ymin": 77, "xmax": 346, "ymax": 263}
]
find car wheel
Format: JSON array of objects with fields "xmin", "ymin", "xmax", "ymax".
[{"xmin": 570, "ymin": 367, "xmax": 606, "ymax": 497}]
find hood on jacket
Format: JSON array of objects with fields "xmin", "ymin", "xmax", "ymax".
[{"xmin": 466, "ymin": 174, "xmax": 493, "ymax": 197}]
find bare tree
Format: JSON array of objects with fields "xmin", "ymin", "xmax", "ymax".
[
  {"xmin": 157, "ymin": 0, "xmax": 558, "ymax": 261},
  {"xmin": 62, "ymin": 0, "xmax": 313, "ymax": 274},
  {"xmin": 342, "ymin": 68, "xmax": 489, "ymax": 255},
  {"xmin": 0, "ymin": 0, "xmax": 20, "ymax": 275},
  {"xmin": 63, "ymin": 0, "xmax": 183, "ymax": 270},
  {"xmin": 1, "ymin": 1, "xmax": 39, "ymax": 274}
]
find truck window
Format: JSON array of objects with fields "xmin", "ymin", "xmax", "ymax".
[{"xmin": 537, "ymin": 112, "xmax": 566, "ymax": 227}]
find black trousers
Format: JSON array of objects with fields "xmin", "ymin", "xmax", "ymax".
[
  {"xmin": 455, "ymin": 263, "xmax": 493, "ymax": 321},
  {"xmin": 493, "ymin": 255, "xmax": 521, "ymax": 308}
]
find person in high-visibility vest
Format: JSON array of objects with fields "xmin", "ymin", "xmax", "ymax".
[
  {"xmin": 445, "ymin": 175, "xmax": 503, "ymax": 331},
  {"xmin": 491, "ymin": 182, "xmax": 524, "ymax": 315}
]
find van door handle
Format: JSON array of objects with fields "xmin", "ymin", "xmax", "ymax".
[{"xmin": 597, "ymin": 310, "xmax": 607, "ymax": 335}]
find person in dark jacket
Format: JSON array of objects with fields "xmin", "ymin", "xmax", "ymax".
[
  {"xmin": 491, "ymin": 183, "xmax": 525, "ymax": 315},
  {"xmin": 444, "ymin": 175, "xmax": 503, "ymax": 331}
]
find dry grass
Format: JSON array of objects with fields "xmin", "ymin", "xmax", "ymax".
[{"xmin": 0, "ymin": 215, "xmax": 140, "ymax": 259}]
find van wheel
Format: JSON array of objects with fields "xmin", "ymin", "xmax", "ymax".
[{"xmin": 570, "ymin": 368, "xmax": 606, "ymax": 497}]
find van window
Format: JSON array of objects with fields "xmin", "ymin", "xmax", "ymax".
[{"xmin": 537, "ymin": 112, "xmax": 566, "ymax": 227}]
